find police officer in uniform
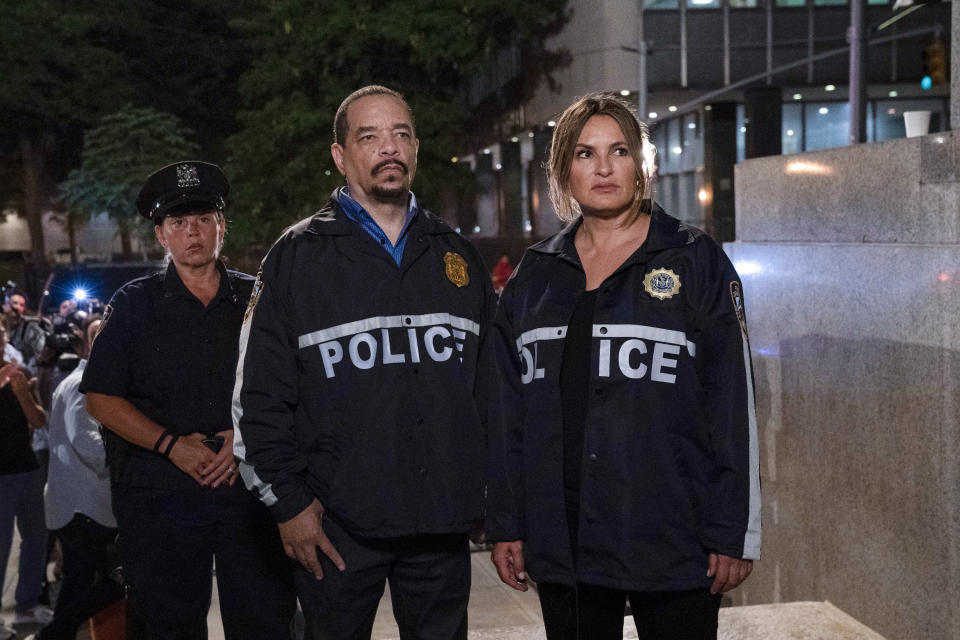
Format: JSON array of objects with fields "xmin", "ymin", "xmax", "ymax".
[{"xmin": 80, "ymin": 162, "xmax": 295, "ymax": 640}]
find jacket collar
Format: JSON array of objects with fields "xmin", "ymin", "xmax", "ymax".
[
  {"xmin": 529, "ymin": 202, "xmax": 692, "ymax": 260},
  {"xmin": 306, "ymin": 189, "xmax": 454, "ymax": 237}
]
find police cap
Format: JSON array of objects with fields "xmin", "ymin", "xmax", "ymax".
[{"xmin": 135, "ymin": 161, "xmax": 229, "ymax": 223}]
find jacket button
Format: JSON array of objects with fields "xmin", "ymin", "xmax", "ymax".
[
  {"xmin": 413, "ymin": 368, "xmax": 419, "ymax": 375},
  {"xmin": 599, "ymin": 326, "xmax": 607, "ymax": 335},
  {"xmin": 405, "ymin": 317, "xmax": 412, "ymax": 325},
  {"xmin": 416, "ymin": 417, "xmax": 424, "ymax": 425},
  {"xmin": 588, "ymin": 453, "xmax": 598, "ymax": 461},
  {"xmin": 594, "ymin": 388, "xmax": 603, "ymax": 396},
  {"xmin": 419, "ymin": 468, "xmax": 428, "ymax": 476}
]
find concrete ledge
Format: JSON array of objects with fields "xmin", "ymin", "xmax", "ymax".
[
  {"xmin": 735, "ymin": 131, "xmax": 960, "ymax": 244},
  {"xmin": 719, "ymin": 602, "xmax": 886, "ymax": 640},
  {"xmin": 381, "ymin": 602, "xmax": 885, "ymax": 640}
]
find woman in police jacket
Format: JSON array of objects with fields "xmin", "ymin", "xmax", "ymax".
[{"xmin": 485, "ymin": 93, "xmax": 761, "ymax": 639}]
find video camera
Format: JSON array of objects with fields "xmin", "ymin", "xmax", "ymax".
[{"xmin": 45, "ymin": 285, "xmax": 107, "ymax": 372}]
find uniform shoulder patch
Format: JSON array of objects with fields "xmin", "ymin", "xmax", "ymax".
[
  {"xmin": 244, "ymin": 270, "xmax": 264, "ymax": 323},
  {"xmin": 643, "ymin": 268, "xmax": 681, "ymax": 300},
  {"xmin": 729, "ymin": 280, "xmax": 748, "ymax": 338},
  {"xmin": 444, "ymin": 251, "xmax": 469, "ymax": 288}
]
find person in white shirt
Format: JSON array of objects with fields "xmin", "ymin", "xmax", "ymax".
[{"xmin": 37, "ymin": 315, "xmax": 122, "ymax": 640}]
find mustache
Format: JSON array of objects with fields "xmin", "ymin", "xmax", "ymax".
[{"xmin": 372, "ymin": 159, "xmax": 408, "ymax": 175}]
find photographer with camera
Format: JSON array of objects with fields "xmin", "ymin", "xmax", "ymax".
[
  {"xmin": 80, "ymin": 162, "xmax": 295, "ymax": 640},
  {"xmin": 0, "ymin": 319, "xmax": 48, "ymax": 640}
]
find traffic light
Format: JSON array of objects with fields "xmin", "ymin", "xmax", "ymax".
[{"xmin": 922, "ymin": 38, "xmax": 946, "ymax": 86}]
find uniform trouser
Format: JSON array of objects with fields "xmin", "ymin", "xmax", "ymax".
[
  {"xmin": 538, "ymin": 583, "xmax": 722, "ymax": 640},
  {"xmin": 0, "ymin": 466, "xmax": 48, "ymax": 612},
  {"xmin": 294, "ymin": 516, "xmax": 470, "ymax": 640},
  {"xmin": 113, "ymin": 483, "xmax": 296, "ymax": 640},
  {"xmin": 38, "ymin": 514, "xmax": 121, "ymax": 640}
]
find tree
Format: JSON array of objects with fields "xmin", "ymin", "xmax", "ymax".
[
  {"xmin": 0, "ymin": 0, "xmax": 133, "ymax": 265},
  {"xmin": 59, "ymin": 106, "xmax": 199, "ymax": 260},
  {"xmin": 0, "ymin": 0, "xmax": 249, "ymax": 269},
  {"xmin": 225, "ymin": 0, "xmax": 568, "ymax": 256}
]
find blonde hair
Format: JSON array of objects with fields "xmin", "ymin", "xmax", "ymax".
[{"xmin": 547, "ymin": 92, "xmax": 656, "ymax": 222}]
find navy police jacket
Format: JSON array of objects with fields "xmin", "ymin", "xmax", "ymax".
[
  {"xmin": 485, "ymin": 205, "xmax": 761, "ymax": 592},
  {"xmin": 233, "ymin": 191, "xmax": 496, "ymax": 537}
]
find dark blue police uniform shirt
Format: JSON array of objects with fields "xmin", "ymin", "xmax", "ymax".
[{"xmin": 80, "ymin": 260, "xmax": 253, "ymax": 489}]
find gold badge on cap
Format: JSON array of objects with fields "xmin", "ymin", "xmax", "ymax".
[
  {"xmin": 729, "ymin": 280, "xmax": 748, "ymax": 339},
  {"xmin": 244, "ymin": 271, "xmax": 264, "ymax": 324},
  {"xmin": 643, "ymin": 267, "xmax": 681, "ymax": 300},
  {"xmin": 444, "ymin": 252, "xmax": 469, "ymax": 288}
]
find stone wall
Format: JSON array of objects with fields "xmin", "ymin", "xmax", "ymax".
[{"xmin": 726, "ymin": 132, "xmax": 960, "ymax": 640}]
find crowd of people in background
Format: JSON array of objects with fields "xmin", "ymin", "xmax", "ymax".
[{"xmin": 1, "ymin": 288, "xmax": 118, "ymax": 640}]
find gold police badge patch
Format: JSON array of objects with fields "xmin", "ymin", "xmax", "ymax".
[
  {"xmin": 244, "ymin": 271, "xmax": 264, "ymax": 323},
  {"xmin": 643, "ymin": 268, "xmax": 681, "ymax": 300},
  {"xmin": 444, "ymin": 252, "xmax": 469, "ymax": 287}
]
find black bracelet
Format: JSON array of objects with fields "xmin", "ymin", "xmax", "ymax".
[
  {"xmin": 153, "ymin": 430, "xmax": 172, "ymax": 453},
  {"xmin": 162, "ymin": 434, "xmax": 180, "ymax": 458}
]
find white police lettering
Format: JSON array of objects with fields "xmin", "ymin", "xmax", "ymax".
[
  {"xmin": 349, "ymin": 333, "xmax": 378, "ymax": 369},
  {"xmin": 382, "ymin": 328, "xmax": 405, "ymax": 364},
  {"xmin": 618, "ymin": 339, "xmax": 648, "ymax": 379},
  {"xmin": 516, "ymin": 323, "xmax": 696, "ymax": 385},
  {"xmin": 319, "ymin": 341, "xmax": 343, "ymax": 378},
  {"xmin": 424, "ymin": 326, "xmax": 452, "ymax": 361},
  {"xmin": 651, "ymin": 342, "xmax": 680, "ymax": 383},
  {"xmin": 520, "ymin": 343, "xmax": 546, "ymax": 384},
  {"xmin": 299, "ymin": 313, "xmax": 479, "ymax": 380},
  {"xmin": 407, "ymin": 328, "xmax": 421, "ymax": 363}
]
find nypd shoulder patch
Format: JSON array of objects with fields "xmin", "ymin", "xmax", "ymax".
[
  {"xmin": 244, "ymin": 271, "xmax": 264, "ymax": 323},
  {"xmin": 729, "ymin": 280, "xmax": 748, "ymax": 338}
]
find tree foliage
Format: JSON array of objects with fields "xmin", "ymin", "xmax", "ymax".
[
  {"xmin": 0, "ymin": 0, "xmax": 247, "ymax": 267},
  {"xmin": 0, "ymin": 0, "xmax": 134, "ymax": 262},
  {"xmin": 59, "ymin": 106, "xmax": 199, "ymax": 259},
  {"xmin": 225, "ymin": 0, "xmax": 568, "ymax": 254}
]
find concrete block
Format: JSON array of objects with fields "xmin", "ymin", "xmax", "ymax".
[
  {"xmin": 724, "ymin": 241, "xmax": 960, "ymax": 640},
  {"xmin": 735, "ymin": 133, "xmax": 960, "ymax": 245}
]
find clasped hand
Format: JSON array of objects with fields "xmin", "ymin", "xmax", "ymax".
[{"xmin": 167, "ymin": 428, "xmax": 238, "ymax": 488}]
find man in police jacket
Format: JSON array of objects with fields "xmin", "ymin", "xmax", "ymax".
[{"xmin": 233, "ymin": 86, "xmax": 495, "ymax": 640}]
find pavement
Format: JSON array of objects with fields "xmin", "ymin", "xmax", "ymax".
[
  {"xmin": 5, "ymin": 531, "xmax": 887, "ymax": 639},
  {"xmin": 3, "ymin": 535, "xmax": 543, "ymax": 640}
]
